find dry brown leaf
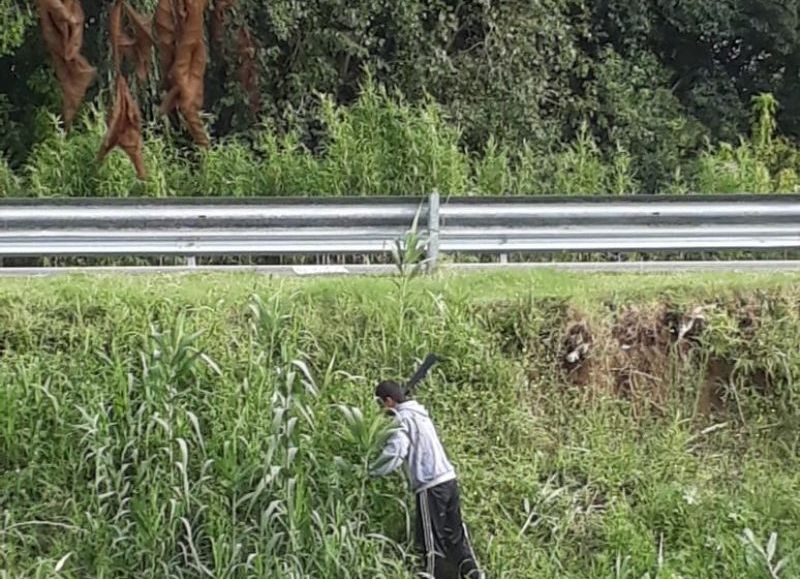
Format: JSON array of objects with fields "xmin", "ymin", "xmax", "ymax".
[
  {"xmin": 98, "ymin": 75, "xmax": 147, "ymax": 179},
  {"xmin": 108, "ymin": 0, "xmax": 125, "ymax": 69},
  {"xmin": 237, "ymin": 26, "xmax": 260, "ymax": 115},
  {"xmin": 110, "ymin": 0, "xmax": 153, "ymax": 80},
  {"xmin": 35, "ymin": 0, "xmax": 96, "ymax": 129},
  {"xmin": 211, "ymin": 0, "xmax": 236, "ymax": 46},
  {"xmin": 123, "ymin": 3, "xmax": 154, "ymax": 80},
  {"xmin": 209, "ymin": 0, "xmax": 261, "ymax": 117},
  {"xmin": 153, "ymin": 0, "xmax": 176, "ymax": 83},
  {"xmin": 156, "ymin": 0, "xmax": 210, "ymax": 147}
]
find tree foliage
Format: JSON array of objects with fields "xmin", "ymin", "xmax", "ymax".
[
  {"xmin": 2, "ymin": 0, "xmax": 800, "ymax": 190},
  {"xmin": 0, "ymin": 0, "xmax": 32, "ymax": 57}
]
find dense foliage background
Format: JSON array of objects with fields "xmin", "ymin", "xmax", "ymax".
[{"xmin": 3, "ymin": 0, "xmax": 800, "ymax": 194}]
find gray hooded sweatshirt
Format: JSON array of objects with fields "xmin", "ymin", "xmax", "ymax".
[{"xmin": 369, "ymin": 400, "xmax": 456, "ymax": 493}]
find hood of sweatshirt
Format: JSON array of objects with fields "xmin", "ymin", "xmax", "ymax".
[{"xmin": 396, "ymin": 400, "xmax": 428, "ymax": 418}]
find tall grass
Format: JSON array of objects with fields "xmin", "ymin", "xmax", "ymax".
[
  {"xmin": 691, "ymin": 94, "xmax": 800, "ymax": 194},
  {"xmin": 0, "ymin": 153, "xmax": 18, "ymax": 196},
  {"xmin": 1, "ymin": 271, "xmax": 799, "ymax": 577},
  {"xmin": 8, "ymin": 86, "xmax": 800, "ymax": 197},
  {"xmin": 24, "ymin": 109, "xmax": 186, "ymax": 197}
]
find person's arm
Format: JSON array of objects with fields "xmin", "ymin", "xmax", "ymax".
[{"xmin": 369, "ymin": 423, "xmax": 410, "ymax": 477}]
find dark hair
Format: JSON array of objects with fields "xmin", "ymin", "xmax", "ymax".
[{"xmin": 375, "ymin": 380, "xmax": 406, "ymax": 403}]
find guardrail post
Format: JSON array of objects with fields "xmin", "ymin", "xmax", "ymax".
[
  {"xmin": 186, "ymin": 256, "xmax": 197, "ymax": 268},
  {"xmin": 426, "ymin": 191, "xmax": 440, "ymax": 272}
]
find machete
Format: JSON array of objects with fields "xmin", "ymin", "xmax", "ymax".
[{"xmin": 404, "ymin": 353, "xmax": 440, "ymax": 396}]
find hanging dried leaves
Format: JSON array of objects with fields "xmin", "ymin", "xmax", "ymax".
[
  {"xmin": 100, "ymin": 0, "xmax": 151, "ymax": 180},
  {"xmin": 210, "ymin": 0, "xmax": 261, "ymax": 116},
  {"xmin": 236, "ymin": 26, "xmax": 260, "ymax": 115},
  {"xmin": 211, "ymin": 0, "xmax": 236, "ymax": 46},
  {"xmin": 153, "ymin": 0, "xmax": 176, "ymax": 84},
  {"xmin": 34, "ymin": 0, "xmax": 96, "ymax": 129},
  {"xmin": 155, "ymin": 0, "xmax": 210, "ymax": 147},
  {"xmin": 98, "ymin": 75, "xmax": 147, "ymax": 179},
  {"xmin": 109, "ymin": 0, "xmax": 153, "ymax": 81}
]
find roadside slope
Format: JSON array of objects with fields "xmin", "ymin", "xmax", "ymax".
[{"xmin": 2, "ymin": 271, "xmax": 799, "ymax": 578}]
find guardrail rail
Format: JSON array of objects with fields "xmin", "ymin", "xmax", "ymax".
[{"xmin": 2, "ymin": 194, "xmax": 800, "ymax": 269}]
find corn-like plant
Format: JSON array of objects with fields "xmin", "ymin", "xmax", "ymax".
[
  {"xmin": 390, "ymin": 204, "xmax": 429, "ymax": 280},
  {"xmin": 743, "ymin": 529, "xmax": 791, "ymax": 579}
]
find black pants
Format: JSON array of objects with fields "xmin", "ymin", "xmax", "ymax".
[{"xmin": 415, "ymin": 479, "xmax": 482, "ymax": 579}]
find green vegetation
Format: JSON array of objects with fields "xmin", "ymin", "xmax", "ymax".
[
  {"xmin": 2, "ymin": 270, "xmax": 799, "ymax": 577},
  {"xmin": 3, "ymin": 86, "xmax": 800, "ymax": 197},
  {"xmin": 4, "ymin": 1, "xmax": 800, "ymax": 194},
  {"xmin": 4, "ymin": 3, "xmax": 799, "ymax": 575}
]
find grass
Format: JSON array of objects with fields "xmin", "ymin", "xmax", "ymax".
[
  {"xmin": 1, "ymin": 270, "xmax": 800, "ymax": 578},
  {"xmin": 3, "ymin": 86, "xmax": 799, "ymax": 198}
]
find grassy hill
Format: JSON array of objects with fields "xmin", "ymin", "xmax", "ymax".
[{"xmin": 2, "ymin": 270, "xmax": 799, "ymax": 578}]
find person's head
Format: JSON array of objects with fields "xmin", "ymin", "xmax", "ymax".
[{"xmin": 375, "ymin": 380, "xmax": 406, "ymax": 411}]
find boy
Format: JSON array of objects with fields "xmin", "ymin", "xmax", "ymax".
[{"xmin": 370, "ymin": 380, "xmax": 484, "ymax": 579}]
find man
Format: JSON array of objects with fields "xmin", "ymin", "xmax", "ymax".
[{"xmin": 369, "ymin": 380, "xmax": 484, "ymax": 579}]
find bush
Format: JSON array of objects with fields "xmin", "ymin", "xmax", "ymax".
[
  {"xmin": 192, "ymin": 140, "xmax": 263, "ymax": 196},
  {"xmin": 688, "ymin": 95, "xmax": 800, "ymax": 194},
  {"xmin": 318, "ymin": 85, "xmax": 470, "ymax": 196},
  {"xmin": 253, "ymin": 129, "xmax": 327, "ymax": 195},
  {"xmin": 589, "ymin": 50, "xmax": 705, "ymax": 192}
]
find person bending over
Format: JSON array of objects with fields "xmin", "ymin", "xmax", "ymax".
[{"xmin": 370, "ymin": 380, "xmax": 484, "ymax": 579}]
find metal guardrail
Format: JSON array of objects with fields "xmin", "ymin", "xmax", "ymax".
[
  {"xmin": 2, "ymin": 194, "xmax": 800, "ymax": 267},
  {"xmin": 4, "ymin": 261, "xmax": 800, "ymax": 278}
]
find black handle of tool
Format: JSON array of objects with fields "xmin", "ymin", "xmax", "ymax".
[{"xmin": 404, "ymin": 353, "xmax": 440, "ymax": 396}]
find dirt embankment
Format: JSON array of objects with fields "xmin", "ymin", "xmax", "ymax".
[{"xmin": 479, "ymin": 291, "xmax": 799, "ymax": 420}]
